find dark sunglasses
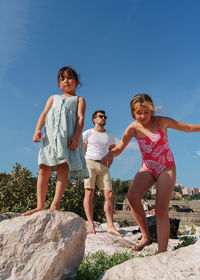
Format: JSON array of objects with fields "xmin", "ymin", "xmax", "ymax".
[{"xmin": 97, "ymin": 115, "xmax": 107, "ymax": 119}]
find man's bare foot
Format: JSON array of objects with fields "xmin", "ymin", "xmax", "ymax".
[
  {"xmin": 107, "ymin": 227, "xmax": 124, "ymax": 237},
  {"xmin": 131, "ymin": 239, "xmax": 152, "ymax": 251},
  {"xmin": 87, "ymin": 221, "xmax": 96, "ymax": 234},
  {"xmin": 22, "ymin": 208, "xmax": 43, "ymax": 216}
]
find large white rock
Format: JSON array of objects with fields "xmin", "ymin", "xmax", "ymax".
[
  {"xmin": 0, "ymin": 210, "xmax": 87, "ymax": 280},
  {"xmin": 98, "ymin": 238, "xmax": 200, "ymax": 280}
]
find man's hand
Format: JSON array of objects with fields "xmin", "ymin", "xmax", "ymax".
[{"xmin": 101, "ymin": 152, "xmax": 114, "ymax": 168}]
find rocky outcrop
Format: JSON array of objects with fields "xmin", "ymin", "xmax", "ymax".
[
  {"xmin": 84, "ymin": 222, "xmax": 200, "ymax": 279},
  {"xmin": 0, "ymin": 210, "xmax": 86, "ymax": 280},
  {"xmin": 98, "ymin": 238, "xmax": 200, "ymax": 280},
  {"xmin": 85, "ymin": 222, "xmax": 184, "ymax": 256}
]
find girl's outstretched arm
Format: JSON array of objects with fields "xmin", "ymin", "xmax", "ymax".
[
  {"xmin": 68, "ymin": 97, "xmax": 86, "ymax": 150},
  {"xmin": 33, "ymin": 96, "xmax": 53, "ymax": 143},
  {"xmin": 161, "ymin": 116, "xmax": 200, "ymax": 133},
  {"xmin": 101, "ymin": 123, "xmax": 135, "ymax": 166}
]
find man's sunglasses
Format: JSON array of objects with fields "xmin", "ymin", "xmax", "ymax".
[{"xmin": 96, "ymin": 115, "xmax": 107, "ymax": 119}]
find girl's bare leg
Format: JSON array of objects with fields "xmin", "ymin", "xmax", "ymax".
[
  {"xmin": 127, "ymin": 170, "xmax": 156, "ymax": 250},
  {"xmin": 22, "ymin": 164, "xmax": 51, "ymax": 216},
  {"xmin": 155, "ymin": 166, "xmax": 176, "ymax": 253},
  {"xmin": 50, "ymin": 162, "xmax": 68, "ymax": 210}
]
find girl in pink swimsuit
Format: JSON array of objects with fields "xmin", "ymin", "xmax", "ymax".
[
  {"xmin": 102, "ymin": 94, "xmax": 200, "ymax": 253},
  {"xmin": 135, "ymin": 120, "xmax": 176, "ymax": 179}
]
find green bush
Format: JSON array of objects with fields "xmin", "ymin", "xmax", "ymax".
[
  {"xmin": 0, "ymin": 163, "xmax": 37, "ymax": 213},
  {"xmin": 0, "ymin": 163, "xmax": 104, "ymax": 222},
  {"xmin": 76, "ymin": 250, "xmax": 133, "ymax": 280}
]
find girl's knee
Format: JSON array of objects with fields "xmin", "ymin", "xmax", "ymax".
[
  {"xmin": 39, "ymin": 164, "xmax": 51, "ymax": 174},
  {"xmin": 155, "ymin": 207, "xmax": 169, "ymax": 219},
  {"xmin": 127, "ymin": 191, "xmax": 132, "ymax": 202},
  {"xmin": 127, "ymin": 190, "xmax": 136, "ymax": 204},
  {"xmin": 127, "ymin": 188, "xmax": 141, "ymax": 203},
  {"xmin": 57, "ymin": 163, "xmax": 68, "ymax": 180},
  {"xmin": 57, "ymin": 162, "xmax": 68, "ymax": 172}
]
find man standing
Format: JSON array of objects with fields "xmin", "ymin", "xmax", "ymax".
[{"xmin": 83, "ymin": 110, "xmax": 122, "ymax": 236}]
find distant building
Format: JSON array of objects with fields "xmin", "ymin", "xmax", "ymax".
[
  {"xmin": 145, "ymin": 183, "xmax": 199, "ymax": 197},
  {"xmin": 182, "ymin": 187, "xmax": 193, "ymax": 196},
  {"xmin": 191, "ymin": 188, "xmax": 200, "ymax": 195}
]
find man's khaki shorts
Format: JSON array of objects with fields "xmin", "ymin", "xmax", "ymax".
[{"xmin": 84, "ymin": 158, "xmax": 112, "ymax": 191}]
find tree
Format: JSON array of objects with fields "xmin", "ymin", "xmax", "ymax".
[
  {"xmin": 0, "ymin": 163, "xmax": 105, "ymax": 222},
  {"xmin": 143, "ymin": 190, "xmax": 152, "ymax": 200},
  {"xmin": 0, "ymin": 163, "xmax": 37, "ymax": 213},
  {"xmin": 112, "ymin": 178, "xmax": 131, "ymax": 203}
]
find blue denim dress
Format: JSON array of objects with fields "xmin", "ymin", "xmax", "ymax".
[{"xmin": 38, "ymin": 95, "xmax": 88, "ymax": 179}]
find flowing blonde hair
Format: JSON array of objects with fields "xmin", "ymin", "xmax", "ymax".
[{"xmin": 130, "ymin": 94, "xmax": 156, "ymax": 119}]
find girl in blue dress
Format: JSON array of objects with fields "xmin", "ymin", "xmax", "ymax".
[{"xmin": 23, "ymin": 66, "xmax": 88, "ymax": 216}]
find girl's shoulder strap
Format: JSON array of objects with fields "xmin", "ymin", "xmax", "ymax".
[
  {"xmin": 46, "ymin": 94, "xmax": 55, "ymax": 104},
  {"xmin": 52, "ymin": 94, "xmax": 60, "ymax": 104},
  {"xmin": 53, "ymin": 94, "xmax": 59, "ymax": 100}
]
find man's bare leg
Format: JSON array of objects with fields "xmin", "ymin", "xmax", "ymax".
[
  {"xmin": 83, "ymin": 188, "xmax": 96, "ymax": 234},
  {"xmin": 103, "ymin": 190, "xmax": 123, "ymax": 237}
]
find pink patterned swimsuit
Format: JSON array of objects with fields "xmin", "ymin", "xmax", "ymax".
[{"xmin": 136, "ymin": 127, "xmax": 175, "ymax": 178}]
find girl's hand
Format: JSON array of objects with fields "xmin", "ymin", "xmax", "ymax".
[
  {"xmin": 101, "ymin": 152, "xmax": 113, "ymax": 168},
  {"xmin": 68, "ymin": 135, "xmax": 79, "ymax": 150},
  {"xmin": 33, "ymin": 130, "xmax": 44, "ymax": 143}
]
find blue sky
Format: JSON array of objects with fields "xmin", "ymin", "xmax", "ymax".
[{"xmin": 1, "ymin": 0, "xmax": 200, "ymax": 188}]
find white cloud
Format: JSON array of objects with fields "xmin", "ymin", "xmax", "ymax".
[
  {"xmin": 196, "ymin": 151, "xmax": 200, "ymax": 156},
  {"xmin": 115, "ymin": 137, "xmax": 139, "ymax": 150},
  {"xmin": 127, "ymin": 140, "xmax": 139, "ymax": 150},
  {"xmin": 111, "ymin": 152, "xmax": 141, "ymax": 179},
  {"xmin": 23, "ymin": 147, "xmax": 33, "ymax": 152}
]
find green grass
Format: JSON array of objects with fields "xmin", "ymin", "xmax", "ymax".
[
  {"xmin": 76, "ymin": 237, "xmax": 198, "ymax": 280},
  {"xmin": 173, "ymin": 236, "xmax": 197, "ymax": 250},
  {"xmin": 75, "ymin": 250, "xmax": 133, "ymax": 280}
]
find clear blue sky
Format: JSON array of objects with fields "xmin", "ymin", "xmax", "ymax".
[{"xmin": 1, "ymin": 0, "xmax": 200, "ymax": 188}]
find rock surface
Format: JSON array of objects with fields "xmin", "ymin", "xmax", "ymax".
[
  {"xmin": 85, "ymin": 222, "xmax": 195, "ymax": 256},
  {"xmin": 98, "ymin": 238, "xmax": 200, "ymax": 280},
  {"xmin": 0, "ymin": 211, "xmax": 87, "ymax": 280},
  {"xmin": 84, "ymin": 222, "xmax": 200, "ymax": 279}
]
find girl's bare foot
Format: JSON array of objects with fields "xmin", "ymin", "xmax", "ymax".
[
  {"xmin": 131, "ymin": 238, "xmax": 152, "ymax": 251},
  {"xmin": 22, "ymin": 208, "xmax": 43, "ymax": 216},
  {"xmin": 87, "ymin": 221, "xmax": 96, "ymax": 234},
  {"xmin": 50, "ymin": 204, "xmax": 60, "ymax": 211}
]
